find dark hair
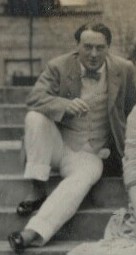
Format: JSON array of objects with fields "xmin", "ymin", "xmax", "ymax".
[{"xmin": 74, "ymin": 23, "xmax": 112, "ymax": 46}]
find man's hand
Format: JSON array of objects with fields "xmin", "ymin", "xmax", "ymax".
[{"xmin": 65, "ymin": 98, "xmax": 89, "ymax": 117}]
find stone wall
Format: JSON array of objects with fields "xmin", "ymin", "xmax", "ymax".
[
  {"xmin": 0, "ymin": 0, "xmax": 136, "ymax": 86},
  {"xmin": 0, "ymin": 14, "xmax": 102, "ymax": 86},
  {"xmin": 102, "ymin": 0, "xmax": 136, "ymax": 57}
]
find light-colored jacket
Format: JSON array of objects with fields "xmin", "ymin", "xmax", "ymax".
[{"xmin": 27, "ymin": 51, "xmax": 136, "ymax": 158}]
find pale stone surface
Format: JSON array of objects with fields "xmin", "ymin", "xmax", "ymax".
[{"xmin": 68, "ymin": 239, "xmax": 136, "ymax": 255}]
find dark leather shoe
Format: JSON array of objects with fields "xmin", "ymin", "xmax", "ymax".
[
  {"xmin": 8, "ymin": 232, "xmax": 24, "ymax": 254},
  {"xmin": 17, "ymin": 195, "xmax": 47, "ymax": 217}
]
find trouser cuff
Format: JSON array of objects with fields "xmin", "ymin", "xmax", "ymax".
[
  {"xmin": 24, "ymin": 162, "xmax": 51, "ymax": 181},
  {"xmin": 25, "ymin": 216, "xmax": 51, "ymax": 246}
]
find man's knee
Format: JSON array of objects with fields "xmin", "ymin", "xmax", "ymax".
[
  {"xmin": 25, "ymin": 111, "xmax": 50, "ymax": 130},
  {"xmin": 25, "ymin": 111, "xmax": 62, "ymax": 148},
  {"xmin": 83, "ymin": 156, "xmax": 103, "ymax": 185}
]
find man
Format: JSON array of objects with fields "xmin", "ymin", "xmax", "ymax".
[{"xmin": 8, "ymin": 23, "xmax": 136, "ymax": 253}]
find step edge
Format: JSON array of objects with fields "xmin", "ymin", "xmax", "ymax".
[
  {"xmin": 0, "ymin": 104, "xmax": 26, "ymax": 108},
  {"xmin": 0, "ymin": 140, "xmax": 21, "ymax": 150},
  {"xmin": 0, "ymin": 241, "xmax": 81, "ymax": 252},
  {"xmin": 0, "ymin": 207, "xmax": 115, "ymax": 214},
  {"xmin": 0, "ymin": 125, "xmax": 24, "ymax": 128},
  {"xmin": 0, "ymin": 173, "xmax": 123, "ymax": 181},
  {"xmin": 0, "ymin": 172, "xmax": 60, "ymax": 180},
  {"xmin": 0, "ymin": 87, "xmax": 31, "ymax": 90}
]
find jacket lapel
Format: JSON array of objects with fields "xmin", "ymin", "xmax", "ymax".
[
  {"xmin": 106, "ymin": 54, "xmax": 122, "ymax": 112},
  {"xmin": 65, "ymin": 52, "xmax": 82, "ymax": 98},
  {"xmin": 63, "ymin": 52, "xmax": 122, "ymax": 106}
]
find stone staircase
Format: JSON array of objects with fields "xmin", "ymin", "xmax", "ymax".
[{"xmin": 0, "ymin": 87, "xmax": 128, "ymax": 254}]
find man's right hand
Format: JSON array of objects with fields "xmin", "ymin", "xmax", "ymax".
[{"xmin": 65, "ymin": 98, "xmax": 89, "ymax": 117}]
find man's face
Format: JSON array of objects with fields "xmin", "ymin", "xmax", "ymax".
[{"xmin": 78, "ymin": 30, "xmax": 109, "ymax": 71}]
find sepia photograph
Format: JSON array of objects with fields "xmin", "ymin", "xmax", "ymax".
[{"xmin": 0, "ymin": 0, "xmax": 136, "ymax": 254}]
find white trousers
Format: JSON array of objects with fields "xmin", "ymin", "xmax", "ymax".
[{"xmin": 24, "ymin": 111, "xmax": 103, "ymax": 245}]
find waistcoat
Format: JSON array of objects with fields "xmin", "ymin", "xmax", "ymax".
[{"xmin": 60, "ymin": 65, "xmax": 110, "ymax": 153}]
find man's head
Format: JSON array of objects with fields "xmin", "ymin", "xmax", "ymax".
[{"xmin": 75, "ymin": 23, "xmax": 112, "ymax": 71}]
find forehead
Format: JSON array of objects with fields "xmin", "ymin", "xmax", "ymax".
[{"xmin": 80, "ymin": 30, "xmax": 107, "ymax": 45}]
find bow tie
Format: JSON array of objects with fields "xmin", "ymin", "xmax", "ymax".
[{"xmin": 83, "ymin": 70, "xmax": 101, "ymax": 81}]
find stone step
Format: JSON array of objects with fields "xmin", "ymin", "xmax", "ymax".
[
  {"xmin": 0, "ymin": 207, "xmax": 113, "ymax": 241},
  {"xmin": 0, "ymin": 141, "xmax": 23, "ymax": 174},
  {"xmin": 0, "ymin": 104, "xmax": 26, "ymax": 125},
  {"xmin": 0, "ymin": 125, "xmax": 24, "ymax": 140},
  {"xmin": 0, "ymin": 87, "xmax": 31, "ymax": 104},
  {"xmin": 0, "ymin": 174, "xmax": 60, "ymax": 207},
  {"xmin": 0, "ymin": 175, "xmax": 128, "ymax": 207},
  {"xmin": 0, "ymin": 140, "xmax": 124, "ymax": 178},
  {"xmin": 0, "ymin": 141, "xmax": 128, "ymax": 208},
  {"xmin": 0, "ymin": 241, "xmax": 80, "ymax": 254}
]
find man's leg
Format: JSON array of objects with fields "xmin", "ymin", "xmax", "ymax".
[
  {"xmin": 17, "ymin": 111, "xmax": 63, "ymax": 215},
  {"xmin": 21, "ymin": 149, "xmax": 103, "ymax": 246}
]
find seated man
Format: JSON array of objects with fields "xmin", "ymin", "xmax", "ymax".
[{"xmin": 8, "ymin": 23, "xmax": 136, "ymax": 253}]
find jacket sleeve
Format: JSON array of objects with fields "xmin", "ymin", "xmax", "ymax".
[
  {"xmin": 125, "ymin": 62, "xmax": 136, "ymax": 117},
  {"xmin": 26, "ymin": 62, "xmax": 71, "ymax": 122},
  {"xmin": 123, "ymin": 106, "xmax": 136, "ymax": 189}
]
